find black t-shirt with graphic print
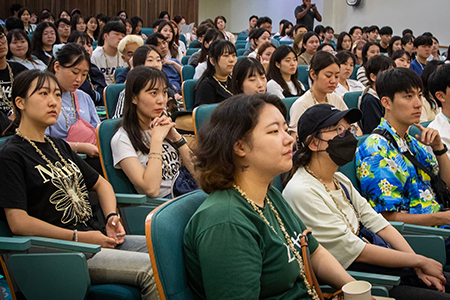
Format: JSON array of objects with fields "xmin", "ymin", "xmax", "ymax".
[
  {"xmin": 0, "ymin": 135, "xmax": 99, "ymax": 231},
  {"xmin": 0, "ymin": 61, "xmax": 28, "ymax": 116}
]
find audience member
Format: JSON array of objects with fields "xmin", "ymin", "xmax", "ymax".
[
  {"xmin": 429, "ymin": 64, "xmax": 450, "ymax": 158},
  {"xmin": 214, "ymin": 16, "xmax": 236, "ymax": 44},
  {"xmin": 130, "ymin": 16, "xmax": 146, "ymax": 40},
  {"xmin": 356, "ymin": 42, "xmax": 380, "ymax": 86},
  {"xmin": 56, "ymin": 18, "xmax": 71, "ymax": 43},
  {"xmin": 419, "ymin": 60, "xmax": 443, "ymax": 122},
  {"xmin": 378, "ymin": 26, "xmax": 393, "ymax": 53},
  {"xmin": 410, "ymin": 35, "xmax": 433, "ymax": 76},
  {"xmin": 184, "ymin": 93, "xmax": 354, "ymax": 300},
  {"xmin": 40, "ymin": 11, "xmax": 55, "ymax": 23},
  {"xmin": 230, "ymin": 57, "xmax": 267, "ymax": 94},
  {"xmin": 323, "ymin": 26, "xmax": 336, "ymax": 48},
  {"xmin": 349, "ymin": 26, "xmax": 362, "ymax": 42},
  {"xmin": 115, "ymin": 35, "xmax": 144, "ymax": 84},
  {"xmin": 71, "ymin": 14, "xmax": 86, "ymax": 33},
  {"xmin": 0, "ymin": 69, "xmax": 158, "ymax": 300},
  {"xmin": 317, "ymin": 42, "xmax": 335, "ymax": 53},
  {"xmin": 289, "ymin": 51, "xmax": 347, "ymax": 137},
  {"xmin": 91, "ymin": 21, "xmax": 126, "ymax": 85},
  {"xmin": 146, "ymin": 33, "xmax": 182, "ymax": 93},
  {"xmin": 0, "ymin": 27, "xmax": 28, "ymax": 117},
  {"xmin": 387, "ymin": 36, "xmax": 402, "ymax": 57},
  {"xmin": 256, "ymin": 42, "xmax": 276, "ymax": 71},
  {"xmin": 157, "ymin": 21, "xmax": 182, "ymax": 61},
  {"xmin": 334, "ymin": 51, "xmax": 364, "ymax": 97},
  {"xmin": 256, "ymin": 16, "xmax": 273, "ymax": 33},
  {"xmin": 7, "ymin": 29, "xmax": 46, "ymax": 70},
  {"xmin": 366, "ymin": 25, "xmax": 379, "ymax": 43},
  {"xmin": 357, "ymin": 68, "xmax": 450, "ymax": 229},
  {"xmin": 359, "ymin": 55, "xmax": 395, "ymax": 134},
  {"xmin": 401, "ymin": 34, "xmax": 415, "ymax": 58},
  {"xmin": 243, "ymin": 28, "xmax": 271, "ymax": 58},
  {"xmin": 68, "ymin": 31, "xmax": 107, "ymax": 106},
  {"xmin": 352, "ymin": 39, "xmax": 365, "ymax": 65},
  {"xmin": 336, "ymin": 32, "xmax": 352, "ymax": 51},
  {"xmin": 392, "ymin": 49, "xmax": 411, "ymax": 68},
  {"xmin": 189, "ymin": 28, "xmax": 222, "ymax": 69},
  {"xmin": 58, "ymin": 10, "xmax": 72, "ymax": 22},
  {"xmin": 240, "ymin": 15, "xmax": 258, "ymax": 35},
  {"xmin": 85, "ymin": 16, "xmax": 100, "ymax": 41},
  {"xmin": 314, "ymin": 24, "xmax": 325, "ymax": 41},
  {"xmin": 194, "ymin": 40, "xmax": 236, "ymax": 107},
  {"xmin": 31, "ymin": 22, "xmax": 60, "ymax": 65},
  {"xmin": 284, "ymin": 104, "xmax": 449, "ymax": 300},
  {"xmin": 18, "ymin": 8, "xmax": 36, "ymax": 35},
  {"xmin": 429, "ymin": 36, "xmax": 445, "ymax": 61},
  {"xmin": 297, "ymin": 32, "xmax": 320, "ymax": 65},
  {"xmin": 267, "ymin": 45, "xmax": 304, "ymax": 99},
  {"xmin": 112, "ymin": 66, "xmax": 194, "ymax": 198}
]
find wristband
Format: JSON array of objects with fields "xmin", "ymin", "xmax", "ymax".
[
  {"xmin": 433, "ymin": 144, "xmax": 448, "ymax": 156},
  {"xmin": 173, "ymin": 136, "xmax": 187, "ymax": 149},
  {"xmin": 73, "ymin": 229, "xmax": 78, "ymax": 242},
  {"xmin": 105, "ymin": 212, "xmax": 119, "ymax": 225}
]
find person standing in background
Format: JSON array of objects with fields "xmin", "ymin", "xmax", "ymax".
[{"xmin": 294, "ymin": 0, "xmax": 322, "ymax": 31}]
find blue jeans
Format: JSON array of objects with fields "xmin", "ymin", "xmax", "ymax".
[{"xmin": 87, "ymin": 235, "xmax": 159, "ymax": 300}]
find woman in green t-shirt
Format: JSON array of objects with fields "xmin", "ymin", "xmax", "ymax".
[{"xmin": 184, "ymin": 93, "xmax": 355, "ymax": 299}]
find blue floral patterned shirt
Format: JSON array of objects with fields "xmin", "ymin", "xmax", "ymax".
[{"xmin": 356, "ymin": 118, "xmax": 440, "ymax": 214}]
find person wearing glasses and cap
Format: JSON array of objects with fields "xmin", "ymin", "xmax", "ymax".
[{"xmin": 283, "ymin": 103, "xmax": 450, "ymax": 300}]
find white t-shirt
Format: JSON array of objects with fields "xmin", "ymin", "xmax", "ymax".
[
  {"xmin": 334, "ymin": 79, "xmax": 365, "ymax": 97},
  {"xmin": 266, "ymin": 79, "xmax": 305, "ymax": 99},
  {"xmin": 91, "ymin": 46, "xmax": 126, "ymax": 85},
  {"xmin": 111, "ymin": 127, "xmax": 181, "ymax": 198},
  {"xmin": 429, "ymin": 112, "xmax": 450, "ymax": 159},
  {"xmin": 10, "ymin": 57, "xmax": 47, "ymax": 71},
  {"xmin": 289, "ymin": 90, "xmax": 348, "ymax": 132},
  {"xmin": 193, "ymin": 61, "xmax": 207, "ymax": 79},
  {"xmin": 283, "ymin": 168, "xmax": 389, "ymax": 268}
]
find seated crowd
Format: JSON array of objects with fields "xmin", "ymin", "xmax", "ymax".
[{"xmin": 2, "ymin": 3, "xmax": 450, "ymax": 299}]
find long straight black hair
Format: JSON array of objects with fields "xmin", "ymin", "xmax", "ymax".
[
  {"xmin": 121, "ymin": 66, "xmax": 169, "ymax": 154},
  {"xmin": 31, "ymin": 22, "xmax": 60, "ymax": 58},
  {"xmin": 198, "ymin": 28, "xmax": 224, "ymax": 64},
  {"xmin": 266, "ymin": 45, "xmax": 304, "ymax": 98}
]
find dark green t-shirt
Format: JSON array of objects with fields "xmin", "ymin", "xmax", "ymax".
[{"xmin": 183, "ymin": 187, "xmax": 319, "ymax": 300}]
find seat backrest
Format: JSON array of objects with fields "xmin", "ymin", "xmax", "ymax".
[
  {"xmin": 181, "ymin": 65, "xmax": 195, "ymax": 81},
  {"xmin": 185, "ymin": 48, "xmax": 198, "ymax": 56},
  {"xmin": 297, "ymin": 65, "xmax": 310, "ymax": 90},
  {"xmin": 96, "ymin": 118, "xmax": 137, "ymax": 194},
  {"xmin": 350, "ymin": 65, "xmax": 360, "ymax": 80},
  {"xmin": 92, "ymin": 40, "xmax": 98, "ymax": 50},
  {"xmin": 114, "ymin": 67, "xmax": 127, "ymax": 82},
  {"xmin": 237, "ymin": 33, "xmax": 248, "ymax": 41},
  {"xmin": 235, "ymin": 43, "xmax": 246, "ymax": 50},
  {"xmin": 282, "ymin": 97, "xmax": 298, "ymax": 123},
  {"xmin": 103, "ymin": 83, "xmax": 125, "ymax": 119},
  {"xmin": 192, "ymin": 103, "xmax": 219, "ymax": 135},
  {"xmin": 337, "ymin": 134, "xmax": 369, "ymax": 193},
  {"xmin": 279, "ymin": 40, "xmax": 292, "ymax": 46},
  {"xmin": 179, "ymin": 34, "xmax": 186, "ymax": 45},
  {"xmin": 181, "ymin": 79, "xmax": 198, "ymax": 111},
  {"xmin": 141, "ymin": 28, "xmax": 154, "ymax": 37},
  {"xmin": 343, "ymin": 91, "xmax": 363, "ymax": 109},
  {"xmin": 408, "ymin": 121, "xmax": 431, "ymax": 137},
  {"xmin": 146, "ymin": 190, "xmax": 208, "ymax": 300},
  {"xmin": 181, "ymin": 56, "xmax": 190, "ymax": 65},
  {"xmin": 236, "ymin": 48, "xmax": 246, "ymax": 56}
]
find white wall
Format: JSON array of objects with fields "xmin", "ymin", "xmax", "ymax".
[
  {"xmin": 321, "ymin": 0, "xmax": 449, "ymax": 47},
  {"xmin": 198, "ymin": 0, "xmax": 323, "ymax": 34},
  {"xmin": 199, "ymin": 0, "xmax": 449, "ymax": 47}
]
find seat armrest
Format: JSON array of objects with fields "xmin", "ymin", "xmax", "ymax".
[
  {"xmin": 389, "ymin": 221, "xmax": 404, "ymax": 233},
  {"xmin": 15, "ymin": 236, "xmax": 101, "ymax": 254},
  {"xmin": 347, "ymin": 270, "xmax": 401, "ymax": 286},
  {"xmin": 0, "ymin": 237, "xmax": 32, "ymax": 251},
  {"xmin": 403, "ymin": 224, "xmax": 450, "ymax": 237},
  {"xmin": 115, "ymin": 193, "xmax": 147, "ymax": 204}
]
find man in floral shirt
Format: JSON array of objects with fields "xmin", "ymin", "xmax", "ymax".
[{"xmin": 356, "ymin": 68, "xmax": 450, "ymax": 226}]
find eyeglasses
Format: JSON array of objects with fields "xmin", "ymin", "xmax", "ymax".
[
  {"xmin": 0, "ymin": 33, "xmax": 6, "ymax": 43},
  {"xmin": 320, "ymin": 124, "xmax": 357, "ymax": 138}
]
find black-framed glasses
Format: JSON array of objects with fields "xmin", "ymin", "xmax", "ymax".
[{"xmin": 320, "ymin": 124, "xmax": 357, "ymax": 138}]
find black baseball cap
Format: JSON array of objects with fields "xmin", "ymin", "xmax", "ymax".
[{"xmin": 297, "ymin": 104, "xmax": 362, "ymax": 144}]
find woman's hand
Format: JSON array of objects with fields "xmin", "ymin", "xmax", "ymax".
[
  {"xmin": 416, "ymin": 256, "xmax": 446, "ymax": 286},
  {"xmin": 415, "ymin": 268, "xmax": 446, "ymax": 292},
  {"xmin": 149, "ymin": 115, "xmax": 176, "ymax": 141},
  {"xmin": 105, "ymin": 215, "xmax": 126, "ymax": 245},
  {"xmin": 78, "ymin": 230, "xmax": 117, "ymax": 248}
]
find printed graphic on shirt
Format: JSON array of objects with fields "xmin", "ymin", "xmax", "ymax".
[
  {"xmin": 161, "ymin": 143, "xmax": 181, "ymax": 181},
  {"xmin": 0, "ymin": 82, "xmax": 13, "ymax": 115},
  {"xmin": 285, "ymin": 231, "xmax": 303, "ymax": 263},
  {"xmin": 35, "ymin": 159, "xmax": 92, "ymax": 226}
]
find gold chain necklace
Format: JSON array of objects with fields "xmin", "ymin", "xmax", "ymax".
[
  {"xmin": 103, "ymin": 49, "xmax": 120, "ymax": 84},
  {"xmin": 305, "ymin": 165, "xmax": 360, "ymax": 235},
  {"xmin": 213, "ymin": 75, "xmax": 233, "ymax": 96},
  {"xmin": 15, "ymin": 129, "xmax": 93, "ymax": 225},
  {"xmin": 61, "ymin": 93, "xmax": 78, "ymax": 128},
  {"xmin": 310, "ymin": 88, "xmax": 329, "ymax": 105},
  {"xmin": 0, "ymin": 62, "xmax": 14, "ymax": 109},
  {"xmin": 233, "ymin": 184, "xmax": 320, "ymax": 300}
]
